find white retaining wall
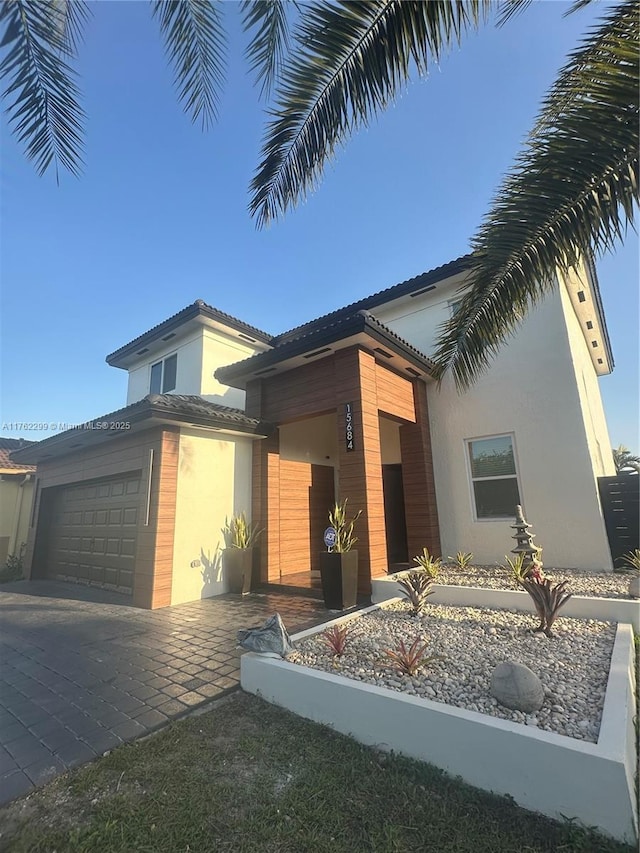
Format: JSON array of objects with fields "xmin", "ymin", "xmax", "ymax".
[{"xmin": 241, "ymin": 606, "xmax": 638, "ymax": 844}]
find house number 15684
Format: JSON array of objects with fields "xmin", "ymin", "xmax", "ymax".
[{"xmin": 345, "ymin": 403, "xmax": 355, "ymax": 452}]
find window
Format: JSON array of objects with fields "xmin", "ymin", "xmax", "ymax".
[
  {"xmin": 466, "ymin": 435, "xmax": 521, "ymax": 520},
  {"xmin": 150, "ymin": 353, "xmax": 177, "ymax": 394}
]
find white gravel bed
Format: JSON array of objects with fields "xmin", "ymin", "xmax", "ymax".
[
  {"xmin": 290, "ymin": 601, "xmax": 616, "ymax": 744},
  {"xmin": 436, "ymin": 564, "xmax": 632, "ymax": 599}
]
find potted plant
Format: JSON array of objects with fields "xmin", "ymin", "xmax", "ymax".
[
  {"xmin": 319, "ymin": 499, "xmax": 362, "ymax": 610},
  {"xmin": 221, "ymin": 513, "xmax": 263, "ymax": 595}
]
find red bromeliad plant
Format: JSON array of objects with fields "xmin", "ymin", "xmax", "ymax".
[
  {"xmin": 321, "ymin": 624, "xmax": 350, "ymax": 658},
  {"xmin": 384, "ymin": 637, "xmax": 444, "ymax": 676},
  {"xmin": 520, "ymin": 577, "xmax": 572, "ymax": 638}
]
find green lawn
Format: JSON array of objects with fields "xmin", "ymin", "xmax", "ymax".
[{"xmin": 0, "ymin": 691, "xmax": 633, "ymax": 853}]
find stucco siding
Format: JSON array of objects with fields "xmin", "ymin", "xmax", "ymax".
[
  {"xmin": 171, "ymin": 428, "xmax": 253, "ymax": 605},
  {"xmin": 199, "ymin": 329, "xmax": 259, "ymax": 409},
  {"xmin": 0, "ymin": 476, "xmax": 35, "ymax": 563},
  {"xmin": 381, "ymin": 286, "xmax": 613, "ymax": 571},
  {"xmin": 126, "ymin": 333, "xmax": 203, "ymax": 404}
]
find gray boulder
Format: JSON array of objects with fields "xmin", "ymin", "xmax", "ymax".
[
  {"xmin": 628, "ymin": 576, "xmax": 640, "ymax": 599},
  {"xmin": 237, "ymin": 612, "xmax": 293, "ymax": 658},
  {"xmin": 490, "ymin": 661, "xmax": 544, "ymax": 713}
]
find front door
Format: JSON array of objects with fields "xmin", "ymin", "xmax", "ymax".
[{"xmin": 382, "ymin": 464, "xmax": 409, "ymax": 569}]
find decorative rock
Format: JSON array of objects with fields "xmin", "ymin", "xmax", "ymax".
[
  {"xmin": 237, "ymin": 612, "xmax": 293, "ymax": 657},
  {"xmin": 629, "ymin": 576, "xmax": 640, "ymax": 599},
  {"xmin": 490, "ymin": 661, "xmax": 544, "ymax": 713}
]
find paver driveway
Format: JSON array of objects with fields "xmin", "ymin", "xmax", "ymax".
[{"xmin": 0, "ymin": 580, "xmax": 328, "ymax": 805}]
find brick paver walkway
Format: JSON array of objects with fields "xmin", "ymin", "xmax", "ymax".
[{"xmin": 0, "ymin": 580, "xmax": 328, "ymax": 805}]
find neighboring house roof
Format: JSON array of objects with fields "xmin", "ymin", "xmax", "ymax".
[
  {"xmin": 106, "ymin": 300, "xmax": 273, "ymax": 367},
  {"xmin": 216, "ymin": 310, "xmax": 436, "ymax": 389},
  {"xmin": 0, "ymin": 438, "xmax": 36, "ymax": 474},
  {"xmin": 10, "ymin": 396, "xmax": 272, "ymax": 465},
  {"xmin": 271, "ymin": 255, "xmax": 473, "ymax": 346}
]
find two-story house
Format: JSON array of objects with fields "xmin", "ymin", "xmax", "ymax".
[{"xmin": 12, "ymin": 255, "xmax": 615, "ymax": 609}]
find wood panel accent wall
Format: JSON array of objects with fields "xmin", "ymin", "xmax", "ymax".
[
  {"xmin": 137, "ymin": 429, "xmax": 179, "ymax": 609},
  {"xmin": 399, "ymin": 381, "xmax": 441, "ymax": 559},
  {"xmin": 374, "ymin": 363, "xmax": 416, "ymax": 423},
  {"xmin": 251, "ymin": 345, "xmax": 439, "ymax": 597},
  {"xmin": 24, "ymin": 427, "xmax": 179, "ymax": 609},
  {"xmin": 257, "ymin": 359, "xmax": 338, "ymax": 424},
  {"xmin": 334, "ymin": 348, "xmax": 388, "ymax": 594},
  {"xmin": 252, "ymin": 432, "xmax": 280, "ymax": 583},
  {"xmin": 279, "ymin": 461, "xmax": 334, "ymax": 575}
]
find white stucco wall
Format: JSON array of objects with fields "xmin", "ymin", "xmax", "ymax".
[
  {"xmin": 0, "ymin": 475, "xmax": 34, "ymax": 562},
  {"xmin": 126, "ymin": 332, "xmax": 203, "ymax": 404},
  {"xmin": 377, "ymin": 284, "xmax": 613, "ymax": 571},
  {"xmin": 279, "ymin": 413, "xmax": 338, "ymax": 466},
  {"xmin": 171, "ymin": 428, "xmax": 253, "ymax": 605},
  {"xmin": 200, "ymin": 329, "xmax": 260, "ymax": 410},
  {"xmin": 125, "ymin": 327, "xmax": 263, "ymax": 408}
]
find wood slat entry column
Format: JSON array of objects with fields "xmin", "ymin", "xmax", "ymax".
[
  {"xmin": 399, "ymin": 380, "xmax": 441, "ymax": 560},
  {"xmin": 334, "ymin": 348, "xmax": 388, "ymax": 596}
]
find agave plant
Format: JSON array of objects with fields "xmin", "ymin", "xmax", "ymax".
[
  {"xmin": 221, "ymin": 513, "xmax": 263, "ymax": 549},
  {"xmin": 384, "ymin": 637, "xmax": 444, "ymax": 677},
  {"xmin": 321, "ymin": 624, "xmax": 350, "ymax": 658},
  {"xmin": 397, "ymin": 570, "xmax": 436, "ymax": 616},
  {"xmin": 520, "ymin": 577, "xmax": 572, "ymax": 638},
  {"xmin": 503, "ymin": 553, "xmax": 544, "ymax": 586},
  {"xmin": 412, "ymin": 548, "xmax": 442, "ymax": 580},
  {"xmin": 449, "ymin": 551, "xmax": 473, "ymax": 571},
  {"xmin": 619, "ymin": 549, "xmax": 640, "ymax": 573},
  {"xmin": 327, "ymin": 499, "xmax": 362, "ymax": 553}
]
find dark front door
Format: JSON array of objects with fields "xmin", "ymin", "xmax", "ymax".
[{"xmin": 382, "ymin": 464, "xmax": 409, "ymax": 569}]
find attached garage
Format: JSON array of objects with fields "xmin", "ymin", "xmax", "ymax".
[{"xmin": 45, "ymin": 473, "xmax": 142, "ymax": 593}]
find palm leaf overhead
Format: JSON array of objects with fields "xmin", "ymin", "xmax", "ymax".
[
  {"xmin": 249, "ymin": 0, "xmax": 489, "ymax": 228},
  {"xmin": 151, "ymin": 0, "xmax": 226, "ymax": 129},
  {"xmin": 432, "ymin": 0, "xmax": 639, "ymax": 389},
  {"xmin": 241, "ymin": 0, "xmax": 292, "ymax": 97},
  {"xmin": 0, "ymin": 0, "xmax": 89, "ymax": 177}
]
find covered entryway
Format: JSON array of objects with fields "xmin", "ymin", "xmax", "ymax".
[
  {"xmin": 42, "ymin": 473, "xmax": 142, "ymax": 593},
  {"xmin": 216, "ymin": 314, "xmax": 442, "ymax": 598}
]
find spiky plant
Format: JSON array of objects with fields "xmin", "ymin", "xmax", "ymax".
[
  {"xmin": 397, "ymin": 570, "xmax": 435, "ymax": 616},
  {"xmin": 384, "ymin": 637, "xmax": 444, "ymax": 677},
  {"xmin": 327, "ymin": 499, "xmax": 362, "ymax": 553},
  {"xmin": 221, "ymin": 513, "xmax": 263, "ymax": 549},
  {"xmin": 450, "ymin": 551, "xmax": 474, "ymax": 571},
  {"xmin": 412, "ymin": 548, "xmax": 442, "ymax": 580},
  {"xmin": 321, "ymin": 624, "xmax": 350, "ymax": 658},
  {"xmin": 520, "ymin": 577, "xmax": 572, "ymax": 638},
  {"xmin": 619, "ymin": 549, "xmax": 640, "ymax": 573}
]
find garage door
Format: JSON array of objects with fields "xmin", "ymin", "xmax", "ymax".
[{"xmin": 46, "ymin": 473, "xmax": 142, "ymax": 593}]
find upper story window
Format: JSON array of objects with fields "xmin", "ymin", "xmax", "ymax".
[
  {"xmin": 466, "ymin": 434, "xmax": 521, "ymax": 520},
  {"xmin": 150, "ymin": 354, "xmax": 177, "ymax": 394}
]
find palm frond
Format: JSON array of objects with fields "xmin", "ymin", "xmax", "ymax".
[
  {"xmin": 241, "ymin": 0, "xmax": 292, "ymax": 97},
  {"xmin": 496, "ymin": 0, "xmax": 534, "ymax": 27},
  {"xmin": 432, "ymin": 0, "xmax": 639, "ymax": 390},
  {"xmin": 152, "ymin": 0, "xmax": 226, "ymax": 129},
  {"xmin": 249, "ymin": 0, "xmax": 488, "ymax": 228},
  {"xmin": 0, "ymin": 0, "xmax": 88, "ymax": 177}
]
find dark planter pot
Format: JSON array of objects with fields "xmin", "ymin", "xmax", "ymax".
[
  {"xmin": 319, "ymin": 551, "xmax": 358, "ymax": 610},
  {"xmin": 223, "ymin": 548, "xmax": 254, "ymax": 595}
]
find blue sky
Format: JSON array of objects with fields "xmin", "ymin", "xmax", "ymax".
[{"xmin": 1, "ymin": 1, "xmax": 637, "ymax": 450}]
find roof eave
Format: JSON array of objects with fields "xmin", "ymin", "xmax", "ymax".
[{"xmin": 216, "ymin": 312, "xmax": 435, "ymax": 390}]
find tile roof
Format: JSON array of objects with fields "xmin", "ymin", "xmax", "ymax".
[
  {"xmin": 216, "ymin": 310, "xmax": 435, "ymax": 388},
  {"xmin": 10, "ymin": 396, "xmax": 270, "ymax": 464},
  {"xmin": 0, "ymin": 438, "xmax": 36, "ymax": 472},
  {"xmin": 270, "ymin": 255, "xmax": 472, "ymax": 346},
  {"xmin": 106, "ymin": 300, "xmax": 272, "ymax": 366}
]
